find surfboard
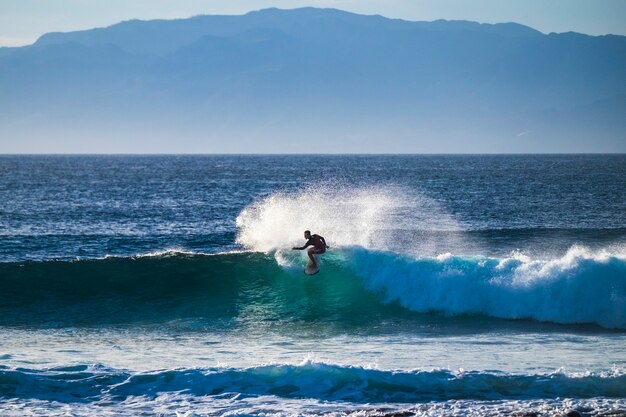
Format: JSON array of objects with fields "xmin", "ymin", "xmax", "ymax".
[{"xmin": 304, "ymin": 255, "xmax": 320, "ymax": 275}]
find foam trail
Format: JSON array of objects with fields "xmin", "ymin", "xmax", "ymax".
[{"xmin": 235, "ymin": 185, "xmax": 462, "ymax": 255}]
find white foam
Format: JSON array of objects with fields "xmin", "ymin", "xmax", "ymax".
[{"xmin": 352, "ymin": 245, "xmax": 626, "ymax": 328}]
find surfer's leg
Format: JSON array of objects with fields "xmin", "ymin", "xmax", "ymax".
[
  {"xmin": 307, "ymin": 248, "xmax": 317, "ymax": 266},
  {"xmin": 308, "ymin": 248, "xmax": 324, "ymax": 267},
  {"xmin": 308, "ymin": 248, "xmax": 326, "ymax": 267}
]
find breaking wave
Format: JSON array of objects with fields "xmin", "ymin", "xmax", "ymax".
[
  {"xmin": 0, "ymin": 246, "xmax": 624, "ymax": 329},
  {"xmin": 1, "ymin": 361, "xmax": 625, "ymax": 404}
]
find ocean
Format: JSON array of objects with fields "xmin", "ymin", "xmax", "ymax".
[{"xmin": 1, "ymin": 154, "xmax": 625, "ymax": 416}]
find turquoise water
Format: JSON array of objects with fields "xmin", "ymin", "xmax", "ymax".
[{"xmin": 1, "ymin": 155, "xmax": 625, "ymax": 416}]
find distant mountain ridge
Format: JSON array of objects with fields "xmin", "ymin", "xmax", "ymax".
[
  {"xmin": 34, "ymin": 8, "xmax": 544, "ymax": 56},
  {"xmin": 1, "ymin": 7, "xmax": 624, "ymax": 153}
]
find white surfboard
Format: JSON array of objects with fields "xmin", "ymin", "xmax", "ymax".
[{"xmin": 304, "ymin": 255, "xmax": 320, "ymax": 275}]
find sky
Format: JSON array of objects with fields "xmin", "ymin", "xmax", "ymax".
[{"xmin": 1, "ymin": 0, "xmax": 625, "ymax": 47}]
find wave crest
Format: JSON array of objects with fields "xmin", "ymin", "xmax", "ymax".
[
  {"xmin": 352, "ymin": 246, "xmax": 626, "ymax": 329},
  {"xmin": 2, "ymin": 362, "xmax": 625, "ymax": 403}
]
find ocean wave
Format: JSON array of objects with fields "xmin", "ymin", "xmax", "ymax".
[
  {"xmin": 0, "ymin": 247, "xmax": 624, "ymax": 329},
  {"xmin": 1, "ymin": 361, "xmax": 625, "ymax": 404},
  {"xmin": 351, "ymin": 245, "xmax": 626, "ymax": 329}
]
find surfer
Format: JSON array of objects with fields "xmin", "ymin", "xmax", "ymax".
[{"xmin": 292, "ymin": 230, "xmax": 329, "ymax": 268}]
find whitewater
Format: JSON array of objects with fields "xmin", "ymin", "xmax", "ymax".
[{"xmin": 1, "ymin": 155, "xmax": 625, "ymax": 416}]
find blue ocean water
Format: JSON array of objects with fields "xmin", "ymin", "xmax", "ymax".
[{"xmin": 1, "ymin": 155, "xmax": 625, "ymax": 416}]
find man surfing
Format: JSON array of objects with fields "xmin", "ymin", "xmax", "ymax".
[{"xmin": 292, "ymin": 230, "xmax": 329, "ymax": 269}]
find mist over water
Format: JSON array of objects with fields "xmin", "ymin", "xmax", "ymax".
[{"xmin": 2, "ymin": 8, "xmax": 625, "ymax": 153}]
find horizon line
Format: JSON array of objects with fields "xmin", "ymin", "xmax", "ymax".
[{"xmin": 1, "ymin": 152, "xmax": 624, "ymax": 156}]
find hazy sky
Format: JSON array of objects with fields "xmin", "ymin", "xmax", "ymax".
[{"xmin": 1, "ymin": 0, "xmax": 625, "ymax": 47}]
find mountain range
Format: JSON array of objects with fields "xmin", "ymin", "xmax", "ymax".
[{"xmin": 1, "ymin": 7, "xmax": 624, "ymax": 152}]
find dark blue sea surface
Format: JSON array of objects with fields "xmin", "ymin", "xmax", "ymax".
[
  {"xmin": 1, "ymin": 155, "xmax": 625, "ymax": 416},
  {"xmin": 2, "ymin": 155, "xmax": 625, "ymax": 261}
]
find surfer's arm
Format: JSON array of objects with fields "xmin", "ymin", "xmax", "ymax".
[
  {"xmin": 292, "ymin": 239, "xmax": 312, "ymax": 250},
  {"xmin": 320, "ymin": 236, "xmax": 329, "ymax": 248}
]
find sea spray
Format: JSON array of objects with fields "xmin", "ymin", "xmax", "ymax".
[{"xmin": 235, "ymin": 185, "xmax": 463, "ymax": 255}]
